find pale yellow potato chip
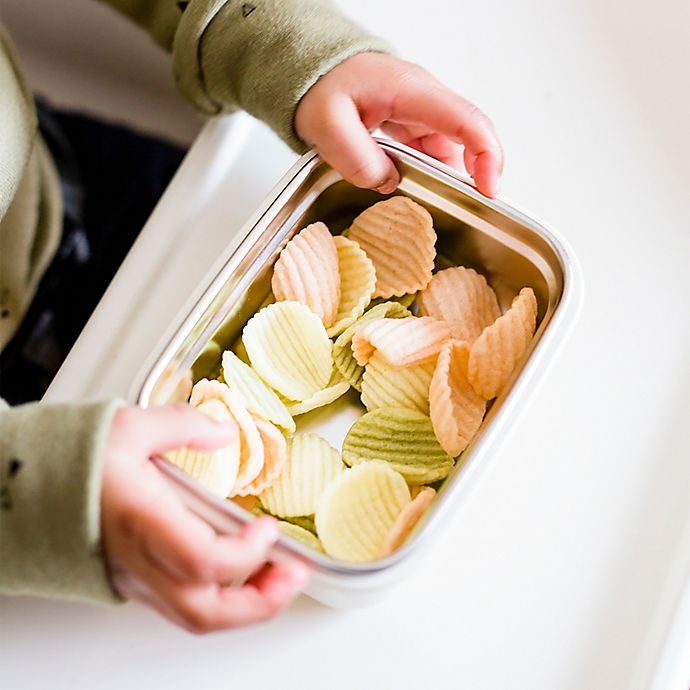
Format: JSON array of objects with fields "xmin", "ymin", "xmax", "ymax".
[
  {"xmin": 189, "ymin": 379, "xmax": 265, "ymax": 494},
  {"xmin": 221, "ymin": 350, "xmax": 295, "ymax": 434},
  {"xmin": 277, "ymin": 521, "xmax": 324, "ymax": 552},
  {"xmin": 429, "ymin": 340, "xmax": 486, "ymax": 457},
  {"xmin": 380, "ymin": 487, "xmax": 436, "ymax": 556},
  {"xmin": 287, "ymin": 370, "xmax": 350, "ymax": 416},
  {"xmin": 258, "ymin": 433, "xmax": 344, "ymax": 517},
  {"xmin": 233, "ymin": 416, "xmax": 287, "ymax": 497},
  {"xmin": 468, "ymin": 287, "xmax": 538, "ymax": 399},
  {"xmin": 347, "ymin": 197, "xmax": 436, "ymax": 298},
  {"xmin": 351, "ymin": 316, "xmax": 451, "ymax": 367},
  {"xmin": 326, "ymin": 235, "xmax": 377, "ymax": 337},
  {"xmin": 164, "ymin": 397, "xmax": 241, "ymax": 498},
  {"xmin": 333, "ymin": 301, "xmax": 411, "ymax": 391},
  {"xmin": 361, "ymin": 355, "xmax": 435, "ymax": 414},
  {"xmin": 271, "ymin": 222, "xmax": 341, "ymax": 328},
  {"xmin": 342, "ymin": 407, "xmax": 454, "ymax": 484},
  {"xmin": 315, "ymin": 462, "xmax": 411, "ymax": 562},
  {"xmin": 418, "ymin": 266, "xmax": 501, "ymax": 343},
  {"xmin": 243, "ymin": 301, "xmax": 333, "ymax": 401}
]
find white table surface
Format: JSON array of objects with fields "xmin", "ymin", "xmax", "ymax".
[{"xmin": 2, "ymin": 2, "xmax": 689, "ymax": 690}]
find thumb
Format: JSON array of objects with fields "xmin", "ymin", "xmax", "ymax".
[
  {"xmin": 306, "ymin": 96, "xmax": 400, "ymax": 194},
  {"xmin": 123, "ymin": 404, "xmax": 239, "ymax": 455}
]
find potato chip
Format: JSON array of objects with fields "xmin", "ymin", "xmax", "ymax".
[
  {"xmin": 243, "ymin": 301, "xmax": 333, "ymax": 401},
  {"xmin": 429, "ymin": 340, "xmax": 487, "ymax": 457},
  {"xmin": 342, "ymin": 407, "xmax": 454, "ymax": 484},
  {"xmin": 361, "ymin": 355, "xmax": 435, "ymax": 414},
  {"xmin": 347, "ymin": 197, "xmax": 436, "ymax": 298},
  {"xmin": 231, "ymin": 494, "xmax": 259, "ymax": 513},
  {"xmin": 189, "ymin": 379, "xmax": 265, "ymax": 494},
  {"xmin": 221, "ymin": 350, "xmax": 295, "ymax": 434},
  {"xmin": 258, "ymin": 433, "xmax": 344, "ymax": 517},
  {"xmin": 164, "ymin": 397, "xmax": 241, "ymax": 498},
  {"xmin": 233, "ymin": 416, "xmax": 287, "ymax": 496},
  {"xmin": 370, "ymin": 292, "xmax": 417, "ymax": 309},
  {"xmin": 418, "ymin": 266, "xmax": 501, "ymax": 343},
  {"xmin": 333, "ymin": 301, "xmax": 410, "ymax": 390},
  {"xmin": 351, "ymin": 316, "xmax": 451, "ymax": 367},
  {"xmin": 468, "ymin": 287, "xmax": 538, "ymax": 399},
  {"xmin": 271, "ymin": 222, "xmax": 341, "ymax": 328},
  {"xmin": 287, "ymin": 370, "xmax": 350, "ymax": 416},
  {"xmin": 277, "ymin": 521, "xmax": 324, "ymax": 552},
  {"xmin": 380, "ymin": 487, "xmax": 436, "ymax": 556},
  {"xmin": 326, "ymin": 235, "xmax": 377, "ymax": 337},
  {"xmin": 315, "ymin": 462, "xmax": 410, "ymax": 562}
]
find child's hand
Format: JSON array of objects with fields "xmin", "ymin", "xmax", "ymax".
[
  {"xmin": 101, "ymin": 405, "xmax": 309, "ymax": 634},
  {"xmin": 295, "ymin": 53, "xmax": 503, "ymax": 197}
]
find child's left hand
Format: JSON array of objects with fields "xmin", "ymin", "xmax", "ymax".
[{"xmin": 295, "ymin": 52, "xmax": 503, "ymax": 198}]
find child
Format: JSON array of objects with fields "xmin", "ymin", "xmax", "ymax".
[{"xmin": 0, "ymin": 0, "xmax": 502, "ymax": 633}]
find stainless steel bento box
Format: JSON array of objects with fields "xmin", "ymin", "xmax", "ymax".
[{"xmin": 135, "ymin": 139, "xmax": 582, "ymax": 609}]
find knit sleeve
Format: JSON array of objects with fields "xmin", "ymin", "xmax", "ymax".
[
  {"xmin": 0, "ymin": 398, "xmax": 124, "ymax": 604},
  {"xmin": 98, "ymin": 0, "xmax": 391, "ymax": 150}
]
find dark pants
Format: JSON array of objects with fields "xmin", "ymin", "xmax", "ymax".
[{"xmin": 0, "ymin": 100, "xmax": 186, "ymax": 404}]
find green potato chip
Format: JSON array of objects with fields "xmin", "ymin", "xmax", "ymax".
[
  {"xmin": 333, "ymin": 301, "xmax": 410, "ymax": 391},
  {"xmin": 342, "ymin": 407, "xmax": 454, "ymax": 484}
]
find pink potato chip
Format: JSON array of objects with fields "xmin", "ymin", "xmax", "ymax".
[
  {"xmin": 418, "ymin": 266, "xmax": 501, "ymax": 343},
  {"xmin": 271, "ymin": 221, "xmax": 341, "ymax": 328},
  {"xmin": 429, "ymin": 340, "xmax": 487, "ymax": 457},
  {"xmin": 347, "ymin": 197, "xmax": 436, "ymax": 299},
  {"xmin": 467, "ymin": 287, "xmax": 538, "ymax": 399},
  {"xmin": 380, "ymin": 487, "xmax": 436, "ymax": 556},
  {"xmin": 351, "ymin": 316, "xmax": 451, "ymax": 367},
  {"xmin": 233, "ymin": 416, "xmax": 288, "ymax": 497}
]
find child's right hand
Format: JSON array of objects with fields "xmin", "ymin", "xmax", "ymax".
[{"xmin": 100, "ymin": 405, "xmax": 309, "ymax": 634}]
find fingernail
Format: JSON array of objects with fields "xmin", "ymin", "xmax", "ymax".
[{"xmin": 376, "ymin": 176, "xmax": 399, "ymax": 195}]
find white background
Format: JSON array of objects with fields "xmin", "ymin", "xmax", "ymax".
[{"xmin": 1, "ymin": 1, "xmax": 689, "ymax": 689}]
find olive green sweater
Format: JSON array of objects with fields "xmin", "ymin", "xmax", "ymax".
[{"xmin": 0, "ymin": 0, "xmax": 388, "ymax": 604}]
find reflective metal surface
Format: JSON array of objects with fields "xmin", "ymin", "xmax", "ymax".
[{"xmin": 136, "ymin": 139, "xmax": 582, "ymax": 607}]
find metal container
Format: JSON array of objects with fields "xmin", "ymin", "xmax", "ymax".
[{"xmin": 136, "ymin": 139, "xmax": 583, "ymax": 609}]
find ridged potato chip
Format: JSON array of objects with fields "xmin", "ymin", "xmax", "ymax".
[
  {"xmin": 326, "ymin": 235, "xmax": 377, "ymax": 337},
  {"xmin": 351, "ymin": 316, "xmax": 451, "ymax": 367},
  {"xmin": 315, "ymin": 462, "xmax": 411, "ymax": 562},
  {"xmin": 189, "ymin": 379, "xmax": 265, "ymax": 494},
  {"xmin": 429, "ymin": 340, "xmax": 487, "ymax": 457},
  {"xmin": 259, "ymin": 433, "xmax": 344, "ymax": 517},
  {"xmin": 468, "ymin": 287, "xmax": 538, "ymax": 399},
  {"xmin": 164, "ymin": 398, "xmax": 241, "ymax": 498},
  {"xmin": 287, "ymin": 370, "xmax": 350, "ymax": 416},
  {"xmin": 277, "ymin": 521, "xmax": 324, "ymax": 552},
  {"xmin": 221, "ymin": 350, "xmax": 295, "ymax": 433},
  {"xmin": 361, "ymin": 355, "xmax": 435, "ymax": 414},
  {"xmin": 380, "ymin": 487, "xmax": 436, "ymax": 556},
  {"xmin": 234, "ymin": 416, "xmax": 287, "ymax": 497},
  {"xmin": 342, "ymin": 407, "xmax": 454, "ymax": 484},
  {"xmin": 418, "ymin": 266, "xmax": 501, "ymax": 343},
  {"xmin": 243, "ymin": 301, "xmax": 333, "ymax": 401},
  {"xmin": 271, "ymin": 222, "xmax": 341, "ymax": 328},
  {"xmin": 333, "ymin": 301, "xmax": 410, "ymax": 390},
  {"xmin": 347, "ymin": 197, "xmax": 436, "ymax": 298}
]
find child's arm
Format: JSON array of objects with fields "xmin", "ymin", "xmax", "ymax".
[
  {"xmin": 98, "ymin": 0, "xmax": 502, "ymax": 195},
  {"xmin": 0, "ymin": 400, "xmax": 307, "ymax": 631}
]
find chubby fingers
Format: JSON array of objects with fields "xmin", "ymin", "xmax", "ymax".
[
  {"xmin": 297, "ymin": 95, "xmax": 400, "ymax": 194},
  {"xmin": 113, "ymin": 404, "xmax": 238, "ymax": 456},
  {"xmin": 390, "ymin": 79, "xmax": 504, "ymax": 196},
  {"xmin": 116, "ymin": 556, "xmax": 309, "ymax": 634}
]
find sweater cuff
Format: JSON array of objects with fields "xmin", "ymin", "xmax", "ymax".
[
  {"xmin": 0, "ymin": 398, "xmax": 124, "ymax": 605},
  {"xmin": 172, "ymin": 0, "xmax": 392, "ymax": 151}
]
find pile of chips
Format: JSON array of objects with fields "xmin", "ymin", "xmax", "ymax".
[{"xmin": 167, "ymin": 197, "xmax": 538, "ymax": 562}]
